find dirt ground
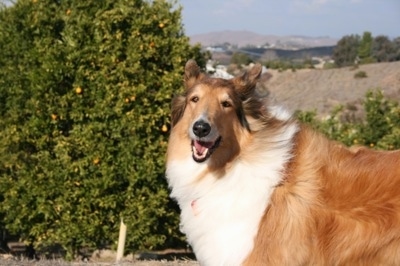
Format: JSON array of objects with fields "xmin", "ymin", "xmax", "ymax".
[
  {"xmin": 0, "ymin": 256, "xmax": 199, "ymax": 266},
  {"xmin": 0, "ymin": 261, "xmax": 199, "ymax": 266},
  {"xmin": 0, "ymin": 250, "xmax": 199, "ymax": 266},
  {"xmin": 0, "ymin": 260, "xmax": 199, "ymax": 266}
]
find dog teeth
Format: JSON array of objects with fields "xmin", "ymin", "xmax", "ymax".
[
  {"xmin": 193, "ymin": 145, "xmax": 208, "ymax": 158},
  {"xmin": 194, "ymin": 140, "xmax": 214, "ymax": 155},
  {"xmin": 191, "ymin": 138, "xmax": 221, "ymax": 162}
]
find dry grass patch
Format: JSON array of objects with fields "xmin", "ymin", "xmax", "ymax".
[{"xmin": 265, "ymin": 61, "xmax": 400, "ymax": 116}]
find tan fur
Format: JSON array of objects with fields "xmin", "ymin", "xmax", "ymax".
[{"xmin": 244, "ymin": 125, "xmax": 400, "ymax": 265}]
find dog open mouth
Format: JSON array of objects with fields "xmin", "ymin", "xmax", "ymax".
[{"xmin": 191, "ymin": 137, "xmax": 222, "ymax": 163}]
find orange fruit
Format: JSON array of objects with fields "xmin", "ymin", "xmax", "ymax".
[
  {"xmin": 75, "ymin": 87, "xmax": 82, "ymax": 94},
  {"xmin": 51, "ymin": 114, "xmax": 57, "ymax": 120},
  {"xmin": 161, "ymin": 125, "xmax": 168, "ymax": 132}
]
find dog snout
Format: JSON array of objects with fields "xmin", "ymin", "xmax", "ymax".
[{"xmin": 193, "ymin": 120, "xmax": 211, "ymax": 138}]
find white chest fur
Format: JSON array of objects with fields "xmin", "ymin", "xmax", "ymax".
[{"xmin": 166, "ymin": 153, "xmax": 288, "ymax": 266}]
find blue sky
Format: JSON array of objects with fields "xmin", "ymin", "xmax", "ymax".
[{"xmin": 179, "ymin": 0, "xmax": 400, "ymax": 38}]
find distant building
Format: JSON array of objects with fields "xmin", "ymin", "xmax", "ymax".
[
  {"xmin": 205, "ymin": 46, "xmax": 225, "ymax": 53},
  {"xmin": 206, "ymin": 60, "xmax": 233, "ymax": 79}
]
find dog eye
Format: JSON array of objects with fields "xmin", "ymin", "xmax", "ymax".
[
  {"xmin": 221, "ymin": 101, "xmax": 232, "ymax": 108},
  {"xmin": 191, "ymin": 96, "xmax": 199, "ymax": 103}
]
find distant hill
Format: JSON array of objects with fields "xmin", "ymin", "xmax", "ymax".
[
  {"xmin": 209, "ymin": 46, "xmax": 336, "ymax": 65},
  {"xmin": 239, "ymin": 46, "xmax": 336, "ymax": 60},
  {"xmin": 189, "ymin": 30, "xmax": 338, "ymax": 49},
  {"xmin": 264, "ymin": 61, "xmax": 400, "ymax": 116}
]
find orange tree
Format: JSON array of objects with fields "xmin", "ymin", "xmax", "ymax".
[{"xmin": 0, "ymin": 0, "xmax": 205, "ymax": 258}]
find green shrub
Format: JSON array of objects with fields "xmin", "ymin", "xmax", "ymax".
[
  {"xmin": 323, "ymin": 62, "xmax": 336, "ymax": 69},
  {"xmin": 0, "ymin": 0, "xmax": 205, "ymax": 259},
  {"xmin": 297, "ymin": 90, "xmax": 400, "ymax": 150},
  {"xmin": 231, "ymin": 52, "xmax": 253, "ymax": 65},
  {"xmin": 264, "ymin": 59, "xmax": 315, "ymax": 71},
  {"xmin": 354, "ymin": 70, "xmax": 368, "ymax": 79}
]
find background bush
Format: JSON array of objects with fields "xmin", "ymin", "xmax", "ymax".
[
  {"xmin": 332, "ymin": 31, "xmax": 400, "ymax": 67},
  {"xmin": 0, "ymin": 0, "xmax": 205, "ymax": 259},
  {"xmin": 296, "ymin": 90, "xmax": 400, "ymax": 150},
  {"xmin": 354, "ymin": 70, "xmax": 368, "ymax": 79}
]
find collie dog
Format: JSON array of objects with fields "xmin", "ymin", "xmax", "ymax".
[{"xmin": 166, "ymin": 60, "xmax": 400, "ymax": 265}]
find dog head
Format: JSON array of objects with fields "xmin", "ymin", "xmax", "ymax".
[{"xmin": 169, "ymin": 60, "xmax": 263, "ymax": 165}]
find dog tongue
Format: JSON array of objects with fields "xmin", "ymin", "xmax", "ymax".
[{"xmin": 194, "ymin": 140, "xmax": 213, "ymax": 155}]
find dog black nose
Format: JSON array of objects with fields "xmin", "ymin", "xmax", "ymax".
[{"xmin": 193, "ymin": 120, "xmax": 211, "ymax": 137}]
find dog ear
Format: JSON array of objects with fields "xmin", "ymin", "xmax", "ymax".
[
  {"xmin": 184, "ymin": 59, "xmax": 203, "ymax": 89},
  {"xmin": 171, "ymin": 95, "xmax": 186, "ymax": 127},
  {"xmin": 171, "ymin": 60, "xmax": 203, "ymax": 127},
  {"xmin": 233, "ymin": 64, "xmax": 262, "ymax": 98}
]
